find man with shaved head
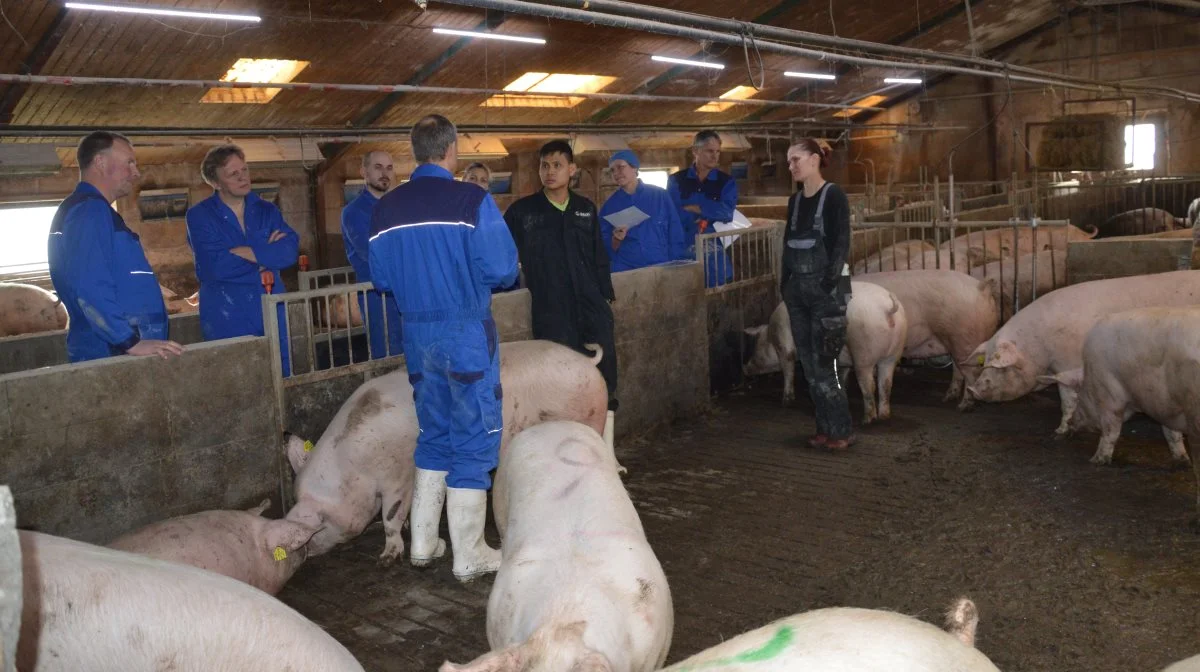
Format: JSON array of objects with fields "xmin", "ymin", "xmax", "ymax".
[{"xmin": 341, "ymin": 149, "xmax": 403, "ymax": 358}]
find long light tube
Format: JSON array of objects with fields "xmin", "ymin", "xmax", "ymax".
[
  {"xmin": 64, "ymin": 2, "xmax": 261, "ymax": 22},
  {"xmin": 651, "ymin": 55, "xmax": 724, "ymax": 70},
  {"xmin": 432, "ymin": 27, "xmax": 546, "ymax": 44},
  {"xmin": 784, "ymin": 71, "xmax": 836, "ymax": 81},
  {"xmin": 884, "ymin": 77, "xmax": 923, "ymax": 85}
]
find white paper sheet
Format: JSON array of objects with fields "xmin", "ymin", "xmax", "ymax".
[
  {"xmin": 710, "ymin": 209, "xmax": 753, "ymax": 248},
  {"xmin": 603, "ymin": 205, "xmax": 651, "ymax": 230}
]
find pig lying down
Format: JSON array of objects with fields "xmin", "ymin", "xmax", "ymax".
[
  {"xmin": 442, "ymin": 421, "xmax": 673, "ymax": 672},
  {"xmin": 285, "ymin": 339, "xmax": 609, "ymax": 567},
  {"xmin": 1042, "ymin": 307, "xmax": 1200, "ymax": 478},
  {"xmin": 967, "ymin": 270, "xmax": 1200, "ymax": 435},
  {"xmin": 107, "ymin": 499, "xmax": 316, "ymax": 595},
  {"xmin": 17, "ymin": 530, "xmax": 365, "ymax": 672},
  {"xmin": 744, "ymin": 280, "xmax": 907, "ymax": 424},
  {"xmin": 0, "ymin": 282, "xmax": 68, "ymax": 337},
  {"xmin": 661, "ymin": 597, "xmax": 998, "ymax": 671}
]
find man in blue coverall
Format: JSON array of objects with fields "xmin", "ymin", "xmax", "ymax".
[
  {"xmin": 186, "ymin": 144, "xmax": 299, "ymax": 376},
  {"xmin": 341, "ymin": 150, "xmax": 403, "ymax": 359},
  {"xmin": 48, "ymin": 131, "xmax": 184, "ymax": 362},
  {"xmin": 600, "ymin": 149, "xmax": 687, "ymax": 271},
  {"xmin": 668, "ymin": 130, "xmax": 738, "ymax": 287},
  {"xmin": 368, "ymin": 114, "xmax": 519, "ymax": 583}
]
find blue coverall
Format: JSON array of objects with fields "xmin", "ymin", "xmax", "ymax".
[
  {"xmin": 47, "ymin": 182, "xmax": 170, "ymax": 362},
  {"xmin": 368, "ymin": 164, "xmax": 519, "ymax": 490},
  {"xmin": 668, "ymin": 166, "xmax": 738, "ymax": 288},
  {"xmin": 341, "ymin": 189, "xmax": 404, "ymax": 358},
  {"xmin": 599, "ymin": 179, "xmax": 688, "ymax": 272},
  {"xmin": 186, "ymin": 191, "xmax": 298, "ymax": 376}
]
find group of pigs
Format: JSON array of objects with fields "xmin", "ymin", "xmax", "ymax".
[{"xmin": 13, "ymin": 339, "xmax": 1003, "ymax": 670}]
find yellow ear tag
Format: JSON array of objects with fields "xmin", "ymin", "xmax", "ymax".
[
  {"xmin": 303, "ymin": 440, "xmax": 314, "ymax": 453},
  {"xmin": 977, "ymin": 354, "xmax": 986, "ymax": 366},
  {"xmin": 273, "ymin": 547, "xmax": 288, "ymax": 562}
]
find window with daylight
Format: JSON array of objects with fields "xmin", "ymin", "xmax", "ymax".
[
  {"xmin": 482, "ymin": 72, "xmax": 617, "ymax": 108},
  {"xmin": 0, "ymin": 204, "xmax": 57, "ymax": 273},
  {"xmin": 201, "ymin": 58, "xmax": 311, "ymax": 104},
  {"xmin": 640, "ymin": 169, "xmax": 673, "ymax": 190},
  {"xmin": 697, "ymin": 86, "xmax": 760, "ymax": 113},
  {"xmin": 1124, "ymin": 123, "xmax": 1156, "ymax": 171},
  {"xmin": 834, "ymin": 94, "xmax": 888, "ymax": 119}
]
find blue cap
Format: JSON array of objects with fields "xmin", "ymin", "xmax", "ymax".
[{"xmin": 608, "ymin": 150, "xmax": 640, "ymax": 170}]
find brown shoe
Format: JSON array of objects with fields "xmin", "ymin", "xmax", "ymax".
[
  {"xmin": 807, "ymin": 434, "xmax": 829, "ymax": 449},
  {"xmin": 826, "ymin": 435, "xmax": 858, "ymax": 451}
]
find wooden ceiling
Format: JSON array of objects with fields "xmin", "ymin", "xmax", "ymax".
[{"xmin": 0, "ymin": 0, "xmax": 1091, "ymax": 132}]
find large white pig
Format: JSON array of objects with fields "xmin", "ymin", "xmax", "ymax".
[
  {"xmin": 861, "ymin": 270, "xmax": 1000, "ymax": 409},
  {"xmin": 1164, "ymin": 653, "xmax": 1200, "ymax": 671},
  {"xmin": 106, "ymin": 499, "xmax": 316, "ymax": 595},
  {"xmin": 743, "ymin": 281, "xmax": 907, "ymax": 425},
  {"xmin": 17, "ymin": 530, "xmax": 365, "ymax": 672},
  {"xmin": 940, "ymin": 223, "xmax": 1097, "ymax": 266},
  {"xmin": 1038, "ymin": 307, "xmax": 1200, "ymax": 470},
  {"xmin": 0, "ymin": 283, "xmax": 68, "ymax": 337},
  {"xmin": 441, "ymin": 421, "xmax": 673, "ymax": 672},
  {"xmin": 967, "ymin": 271, "xmax": 1200, "ymax": 434},
  {"xmin": 1097, "ymin": 207, "xmax": 1183, "ymax": 238},
  {"xmin": 969, "ymin": 249, "xmax": 1067, "ymax": 318},
  {"xmin": 852, "ymin": 239, "xmax": 936, "ymax": 274},
  {"xmin": 285, "ymin": 340, "xmax": 609, "ymax": 566},
  {"xmin": 660, "ymin": 598, "xmax": 999, "ymax": 671}
]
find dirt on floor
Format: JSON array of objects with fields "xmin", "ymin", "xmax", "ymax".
[{"xmin": 279, "ymin": 367, "xmax": 1200, "ymax": 672}]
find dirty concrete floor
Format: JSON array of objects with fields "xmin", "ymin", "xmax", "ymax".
[{"xmin": 279, "ymin": 368, "xmax": 1200, "ymax": 672}]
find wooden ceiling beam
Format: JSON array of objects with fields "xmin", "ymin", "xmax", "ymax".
[{"xmin": 0, "ymin": 6, "xmax": 73, "ymax": 124}]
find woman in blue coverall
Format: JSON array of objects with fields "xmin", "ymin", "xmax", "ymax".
[{"xmin": 186, "ymin": 144, "xmax": 299, "ymax": 375}]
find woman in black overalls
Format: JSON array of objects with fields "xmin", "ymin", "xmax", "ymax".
[{"xmin": 781, "ymin": 139, "xmax": 855, "ymax": 450}]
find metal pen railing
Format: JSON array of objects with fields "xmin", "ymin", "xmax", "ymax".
[{"xmin": 695, "ymin": 222, "xmax": 785, "ymax": 295}]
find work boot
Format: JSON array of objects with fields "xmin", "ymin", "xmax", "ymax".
[
  {"xmin": 807, "ymin": 434, "xmax": 829, "ymax": 449},
  {"xmin": 408, "ymin": 468, "xmax": 447, "ymax": 567},
  {"xmin": 826, "ymin": 435, "xmax": 858, "ymax": 451},
  {"xmin": 446, "ymin": 487, "xmax": 502, "ymax": 583},
  {"xmin": 603, "ymin": 410, "xmax": 615, "ymax": 449}
]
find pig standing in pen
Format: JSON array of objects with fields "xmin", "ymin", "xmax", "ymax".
[
  {"xmin": 967, "ymin": 270, "xmax": 1200, "ymax": 436},
  {"xmin": 441, "ymin": 421, "xmax": 673, "ymax": 672},
  {"xmin": 17, "ymin": 530, "xmax": 365, "ymax": 671},
  {"xmin": 659, "ymin": 597, "xmax": 998, "ymax": 671},
  {"xmin": 743, "ymin": 280, "xmax": 907, "ymax": 425},
  {"xmin": 107, "ymin": 499, "xmax": 315, "ymax": 595},
  {"xmin": 284, "ymin": 340, "xmax": 609, "ymax": 570}
]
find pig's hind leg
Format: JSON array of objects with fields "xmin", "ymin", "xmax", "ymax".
[{"xmin": 379, "ymin": 487, "xmax": 414, "ymax": 567}]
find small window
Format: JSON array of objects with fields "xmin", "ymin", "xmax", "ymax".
[
  {"xmin": 640, "ymin": 169, "xmax": 672, "ymax": 190},
  {"xmin": 0, "ymin": 204, "xmax": 58, "ymax": 273},
  {"xmin": 1124, "ymin": 123, "xmax": 1156, "ymax": 171}
]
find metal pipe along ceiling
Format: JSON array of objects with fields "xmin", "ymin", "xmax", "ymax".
[
  {"xmin": 0, "ymin": 73, "xmax": 883, "ymax": 112},
  {"xmin": 428, "ymin": 0, "xmax": 1200, "ymax": 105}
]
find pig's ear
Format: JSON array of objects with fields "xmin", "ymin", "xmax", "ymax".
[
  {"xmin": 285, "ymin": 433, "xmax": 314, "ymax": 473},
  {"xmin": 986, "ymin": 341, "xmax": 1021, "ymax": 370},
  {"xmin": 264, "ymin": 520, "xmax": 319, "ymax": 554},
  {"xmin": 439, "ymin": 648, "xmax": 523, "ymax": 672}
]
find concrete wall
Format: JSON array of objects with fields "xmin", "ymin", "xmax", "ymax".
[
  {"xmin": 285, "ymin": 263, "xmax": 708, "ymax": 444},
  {"xmin": 0, "ymin": 337, "xmax": 280, "ymax": 544},
  {"xmin": 0, "ymin": 313, "xmax": 203, "ymax": 375},
  {"xmin": 0, "ymin": 486, "xmax": 17, "ymax": 672},
  {"xmin": 1067, "ymin": 239, "xmax": 1194, "ymax": 284}
]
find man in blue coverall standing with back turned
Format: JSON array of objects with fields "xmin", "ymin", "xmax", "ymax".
[
  {"xmin": 48, "ymin": 131, "xmax": 183, "ymax": 362},
  {"xmin": 368, "ymin": 114, "xmax": 518, "ymax": 583},
  {"xmin": 341, "ymin": 150, "xmax": 403, "ymax": 359}
]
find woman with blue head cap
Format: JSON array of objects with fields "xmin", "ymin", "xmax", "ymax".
[{"xmin": 599, "ymin": 150, "xmax": 687, "ymax": 272}]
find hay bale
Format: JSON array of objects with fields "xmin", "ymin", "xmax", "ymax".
[{"xmin": 1035, "ymin": 114, "xmax": 1125, "ymax": 171}]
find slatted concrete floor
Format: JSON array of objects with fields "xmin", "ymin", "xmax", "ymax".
[{"xmin": 280, "ymin": 369, "xmax": 1200, "ymax": 671}]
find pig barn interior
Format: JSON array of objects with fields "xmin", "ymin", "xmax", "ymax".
[{"xmin": 3, "ymin": 1, "xmax": 1200, "ymax": 670}]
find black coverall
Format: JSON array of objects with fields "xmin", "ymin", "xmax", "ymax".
[
  {"xmin": 504, "ymin": 191, "xmax": 619, "ymax": 411},
  {"xmin": 780, "ymin": 182, "xmax": 853, "ymax": 440}
]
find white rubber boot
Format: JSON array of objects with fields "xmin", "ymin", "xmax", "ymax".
[
  {"xmin": 446, "ymin": 487, "xmax": 502, "ymax": 582},
  {"xmin": 408, "ymin": 468, "xmax": 447, "ymax": 567},
  {"xmin": 603, "ymin": 410, "xmax": 615, "ymax": 449}
]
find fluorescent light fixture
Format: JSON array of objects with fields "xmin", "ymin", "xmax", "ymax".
[
  {"xmin": 432, "ymin": 27, "xmax": 545, "ymax": 44},
  {"xmin": 884, "ymin": 77, "xmax": 923, "ymax": 85},
  {"xmin": 785, "ymin": 71, "xmax": 836, "ymax": 81},
  {"xmin": 651, "ymin": 55, "xmax": 724, "ymax": 70},
  {"xmin": 64, "ymin": 2, "xmax": 261, "ymax": 22}
]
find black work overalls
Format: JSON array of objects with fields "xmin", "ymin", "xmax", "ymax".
[{"xmin": 781, "ymin": 183, "xmax": 853, "ymax": 441}]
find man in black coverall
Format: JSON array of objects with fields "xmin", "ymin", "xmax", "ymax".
[{"xmin": 504, "ymin": 140, "xmax": 619, "ymax": 447}]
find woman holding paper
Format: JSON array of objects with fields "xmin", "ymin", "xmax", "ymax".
[
  {"xmin": 780, "ymin": 138, "xmax": 855, "ymax": 451},
  {"xmin": 600, "ymin": 150, "xmax": 685, "ymax": 272}
]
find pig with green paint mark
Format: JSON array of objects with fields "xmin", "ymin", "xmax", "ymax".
[
  {"xmin": 441, "ymin": 421, "xmax": 672, "ymax": 672},
  {"xmin": 662, "ymin": 598, "xmax": 999, "ymax": 671}
]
